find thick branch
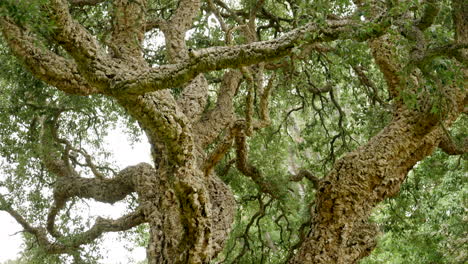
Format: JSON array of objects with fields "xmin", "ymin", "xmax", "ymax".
[
  {"xmin": 164, "ymin": 0, "xmax": 210, "ymax": 121},
  {"xmin": 290, "ymin": 169, "xmax": 320, "ymax": 189},
  {"xmin": 0, "ymin": 18, "xmax": 97, "ymax": 96},
  {"xmin": 369, "ymin": 35, "xmax": 402, "ymax": 99},
  {"xmin": 176, "ymin": 75, "xmax": 210, "ymax": 121},
  {"xmin": 38, "ymin": 113, "xmax": 152, "ymax": 203},
  {"xmin": 53, "ymin": 163, "xmax": 153, "ymax": 203},
  {"xmin": 412, "ymin": 42, "xmax": 468, "ymax": 66},
  {"xmin": 46, "ymin": 0, "xmax": 106, "ymax": 66},
  {"xmin": 202, "ymin": 134, "xmax": 234, "ymax": 176},
  {"xmin": 3, "ymin": 6, "xmax": 392, "ymax": 98},
  {"xmin": 43, "ymin": 0, "xmax": 122, "ymax": 90},
  {"xmin": 114, "ymin": 18, "xmax": 392, "ymax": 95},
  {"xmin": 45, "ymin": 162, "xmax": 153, "ymax": 240},
  {"xmin": 290, "ymin": 72, "xmax": 466, "ymax": 264},
  {"xmin": 116, "ymin": 91, "xmax": 194, "ymax": 167},
  {"xmin": 452, "ymin": 0, "xmax": 468, "ymax": 43},
  {"xmin": 258, "ymin": 72, "xmax": 275, "ymax": 127},
  {"xmin": 194, "ymin": 70, "xmax": 242, "ymax": 147},
  {"xmin": 46, "ymin": 198, "xmax": 67, "ymax": 238},
  {"xmin": 63, "ymin": 208, "xmax": 146, "ymax": 248}
]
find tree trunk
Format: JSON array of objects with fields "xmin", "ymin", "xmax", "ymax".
[
  {"xmin": 290, "ymin": 102, "xmax": 464, "ymax": 263},
  {"xmin": 115, "ymin": 88, "xmax": 237, "ymax": 263},
  {"xmin": 134, "ymin": 163, "xmax": 235, "ymax": 264}
]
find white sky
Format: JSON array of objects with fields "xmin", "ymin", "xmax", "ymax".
[{"xmin": 0, "ymin": 131, "xmax": 152, "ymax": 263}]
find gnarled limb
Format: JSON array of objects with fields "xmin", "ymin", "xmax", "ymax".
[
  {"xmin": 36, "ymin": 111, "xmax": 154, "ymax": 243},
  {"xmin": 45, "ymin": 0, "xmax": 110, "ymax": 73},
  {"xmin": 2, "ymin": 3, "xmax": 393, "ymax": 97},
  {"xmin": 290, "ymin": 169, "xmax": 320, "ymax": 190},
  {"xmin": 202, "ymin": 134, "xmax": 234, "ymax": 176},
  {"xmin": 161, "ymin": 0, "xmax": 210, "ymax": 122},
  {"xmin": 176, "ymin": 75, "xmax": 210, "ymax": 122},
  {"xmin": 0, "ymin": 18, "xmax": 97, "ymax": 96},
  {"xmin": 289, "ymin": 2, "xmax": 467, "ymax": 261},
  {"xmin": 194, "ymin": 70, "xmax": 242, "ymax": 148},
  {"xmin": 291, "ymin": 28, "xmax": 467, "ymax": 264},
  {"xmin": 413, "ymin": 42, "xmax": 468, "ymax": 67},
  {"xmin": 161, "ymin": 0, "xmax": 201, "ymax": 62},
  {"xmin": 52, "ymin": 163, "xmax": 152, "ymax": 204},
  {"xmin": 201, "ymin": 70, "xmax": 274, "ymax": 178},
  {"xmin": 290, "ymin": 101, "xmax": 466, "ymax": 263}
]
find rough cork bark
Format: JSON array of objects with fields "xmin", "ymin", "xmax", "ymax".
[{"xmin": 0, "ymin": 0, "xmax": 466, "ymax": 263}]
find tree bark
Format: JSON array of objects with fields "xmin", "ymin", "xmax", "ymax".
[
  {"xmin": 290, "ymin": 1, "xmax": 467, "ymax": 261},
  {"xmin": 290, "ymin": 104, "xmax": 464, "ymax": 263},
  {"xmin": 0, "ymin": 0, "xmax": 466, "ymax": 263}
]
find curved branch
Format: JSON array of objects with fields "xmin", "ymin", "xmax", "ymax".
[
  {"xmin": 54, "ymin": 163, "xmax": 153, "ymax": 203},
  {"xmin": 46, "ymin": 0, "xmax": 104, "ymax": 62},
  {"xmin": 3, "ymin": 4, "xmax": 394, "ymax": 97},
  {"xmin": 200, "ymin": 71, "xmax": 275, "ymax": 180},
  {"xmin": 194, "ymin": 70, "xmax": 242, "ymax": 147},
  {"xmin": 176, "ymin": 75, "xmax": 210, "ymax": 121},
  {"xmin": 412, "ymin": 42, "xmax": 468, "ymax": 66},
  {"xmin": 202, "ymin": 133, "xmax": 234, "ymax": 176},
  {"xmin": 233, "ymin": 122, "xmax": 281, "ymax": 198},
  {"xmin": 290, "ymin": 169, "xmax": 320, "ymax": 189},
  {"xmin": 37, "ymin": 109, "xmax": 154, "ymax": 203},
  {"xmin": 258, "ymin": 72, "xmax": 275, "ymax": 126},
  {"xmin": 62, "ymin": 207, "xmax": 146, "ymax": 247},
  {"xmin": 0, "ymin": 18, "xmax": 97, "ymax": 96},
  {"xmin": 46, "ymin": 198, "xmax": 67, "ymax": 238},
  {"xmin": 115, "ymin": 91, "xmax": 194, "ymax": 167},
  {"xmin": 452, "ymin": 0, "xmax": 468, "ymax": 43},
  {"xmin": 165, "ymin": 0, "xmax": 210, "ymax": 121},
  {"xmin": 45, "ymin": 162, "xmax": 153, "ymax": 241},
  {"xmin": 40, "ymin": 0, "xmax": 123, "ymax": 91},
  {"xmin": 291, "ymin": 74, "xmax": 466, "ymax": 264}
]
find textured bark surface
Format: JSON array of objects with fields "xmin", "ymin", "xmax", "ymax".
[
  {"xmin": 0, "ymin": 0, "xmax": 466, "ymax": 263},
  {"xmin": 289, "ymin": 1, "xmax": 467, "ymax": 262},
  {"xmin": 289, "ymin": 104, "xmax": 465, "ymax": 264}
]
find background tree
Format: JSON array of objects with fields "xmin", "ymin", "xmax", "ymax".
[{"xmin": 0, "ymin": 0, "xmax": 466, "ymax": 263}]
